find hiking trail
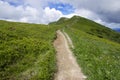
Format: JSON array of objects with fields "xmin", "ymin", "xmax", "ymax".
[{"xmin": 54, "ymin": 30, "xmax": 86, "ymax": 80}]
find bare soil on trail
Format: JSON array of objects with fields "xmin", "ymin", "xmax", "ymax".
[
  {"xmin": 63, "ymin": 31, "xmax": 74, "ymax": 49},
  {"xmin": 54, "ymin": 30, "xmax": 86, "ymax": 80}
]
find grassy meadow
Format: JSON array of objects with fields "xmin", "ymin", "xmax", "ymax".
[
  {"xmin": 64, "ymin": 26, "xmax": 120, "ymax": 80},
  {"xmin": 0, "ymin": 20, "xmax": 59, "ymax": 80},
  {"xmin": 0, "ymin": 15, "xmax": 120, "ymax": 80}
]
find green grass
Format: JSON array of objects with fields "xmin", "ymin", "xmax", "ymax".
[
  {"xmin": 51, "ymin": 16, "xmax": 120, "ymax": 80},
  {"xmin": 1, "ymin": 15, "xmax": 120, "ymax": 80},
  {"xmin": 0, "ymin": 20, "xmax": 58, "ymax": 80},
  {"xmin": 50, "ymin": 15, "xmax": 120, "ymax": 79},
  {"xmin": 51, "ymin": 16, "xmax": 120, "ymax": 43},
  {"xmin": 64, "ymin": 27, "xmax": 120, "ymax": 80}
]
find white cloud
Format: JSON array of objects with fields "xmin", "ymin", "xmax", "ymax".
[
  {"xmin": 42, "ymin": 7, "xmax": 62, "ymax": 24},
  {"xmin": 0, "ymin": 1, "xmax": 21, "ymax": 19},
  {"xmin": 20, "ymin": 6, "xmax": 40, "ymax": 23},
  {"xmin": 74, "ymin": 9, "xmax": 100, "ymax": 20},
  {"xmin": 20, "ymin": 17, "xmax": 28, "ymax": 22},
  {"xmin": 62, "ymin": 8, "xmax": 101, "ymax": 22},
  {"xmin": 0, "ymin": 0, "xmax": 120, "ymax": 29},
  {"xmin": 98, "ymin": 21, "xmax": 120, "ymax": 29},
  {"xmin": 0, "ymin": 0, "xmax": 63, "ymax": 24},
  {"xmin": 0, "ymin": 1, "xmax": 38, "ymax": 22},
  {"xmin": 58, "ymin": 0, "xmax": 120, "ymax": 12}
]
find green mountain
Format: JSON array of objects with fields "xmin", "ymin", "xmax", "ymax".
[
  {"xmin": 0, "ymin": 15, "xmax": 120, "ymax": 80},
  {"xmin": 50, "ymin": 16, "xmax": 120, "ymax": 80},
  {"xmin": 50, "ymin": 15, "xmax": 120, "ymax": 43}
]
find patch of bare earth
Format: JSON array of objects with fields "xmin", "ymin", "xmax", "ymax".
[{"xmin": 54, "ymin": 30, "xmax": 86, "ymax": 80}]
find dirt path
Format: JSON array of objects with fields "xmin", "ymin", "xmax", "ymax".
[
  {"xmin": 63, "ymin": 31, "xmax": 74, "ymax": 49},
  {"xmin": 54, "ymin": 30, "xmax": 86, "ymax": 80}
]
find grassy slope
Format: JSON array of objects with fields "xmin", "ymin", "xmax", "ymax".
[
  {"xmin": 1, "ymin": 15, "xmax": 120, "ymax": 80},
  {"xmin": 0, "ymin": 20, "xmax": 58, "ymax": 80},
  {"xmin": 65, "ymin": 28, "xmax": 120, "ymax": 80},
  {"xmin": 50, "ymin": 16, "xmax": 120, "ymax": 80},
  {"xmin": 51, "ymin": 16, "xmax": 120, "ymax": 44}
]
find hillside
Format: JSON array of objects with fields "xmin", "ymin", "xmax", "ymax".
[
  {"xmin": 50, "ymin": 16, "xmax": 120, "ymax": 80},
  {"xmin": 50, "ymin": 16, "xmax": 120, "ymax": 43},
  {"xmin": 0, "ymin": 15, "xmax": 120, "ymax": 80},
  {"xmin": 64, "ymin": 27, "xmax": 120, "ymax": 80},
  {"xmin": 0, "ymin": 20, "xmax": 59, "ymax": 80}
]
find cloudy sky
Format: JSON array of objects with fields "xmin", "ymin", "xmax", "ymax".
[{"xmin": 0, "ymin": 0, "xmax": 120, "ymax": 29}]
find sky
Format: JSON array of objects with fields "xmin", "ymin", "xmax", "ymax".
[{"xmin": 0, "ymin": 0, "xmax": 120, "ymax": 29}]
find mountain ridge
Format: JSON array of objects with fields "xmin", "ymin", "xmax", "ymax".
[{"xmin": 50, "ymin": 15, "xmax": 120, "ymax": 44}]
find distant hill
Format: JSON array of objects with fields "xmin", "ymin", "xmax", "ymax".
[{"xmin": 50, "ymin": 15, "xmax": 120, "ymax": 43}]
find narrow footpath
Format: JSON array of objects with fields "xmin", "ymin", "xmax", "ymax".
[{"xmin": 54, "ymin": 30, "xmax": 86, "ymax": 80}]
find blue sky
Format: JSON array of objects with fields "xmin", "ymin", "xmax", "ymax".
[
  {"xmin": 1, "ymin": 0, "xmax": 23, "ymax": 6},
  {"xmin": 8, "ymin": 2, "xmax": 21, "ymax": 6},
  {"xmin": 0, "ymin": 0, "xmax": 120, "ymax": 28},
  {"xmin": 48, "ymin": 3, "xmax": 75, "ymax": 15}
]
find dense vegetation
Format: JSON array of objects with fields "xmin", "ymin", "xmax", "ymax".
[
  {"xmin": 0, "ymin": 15, "xmax": 120, "ymax": 80},
  {"xmin": 0, "ymin": 20, "xmax": 59, "ymax": 80},
  {"xmin": 51, "ymin": 16, "xmax": 120, "ymax": 80}
]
